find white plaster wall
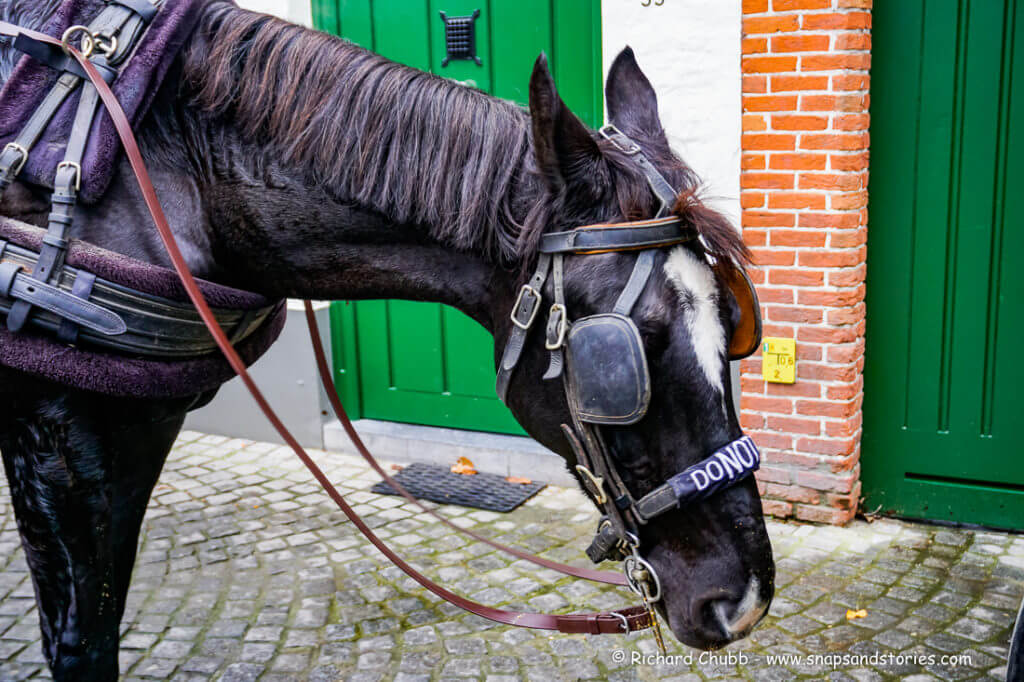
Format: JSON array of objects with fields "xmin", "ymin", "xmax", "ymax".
[
  {"xmin": 234, "ymin": 0, "xmax": 311, "ymax": 27},
  {"xmin": 602, "ymin": 0, "xmax": 742, "ymax": 224}
]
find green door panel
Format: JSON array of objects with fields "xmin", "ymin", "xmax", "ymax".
[
  {"xmin": 864, "ymin": 0, "xmax": 1024, "ymax": 528},
  {"xmin": 314, "ymin": 0, "xmax": 601, "ymax": 434}
]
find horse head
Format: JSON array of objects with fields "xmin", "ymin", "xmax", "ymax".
[{"xmin": 496, "ymin": 48, "xmax": 774, "ymax": 649}]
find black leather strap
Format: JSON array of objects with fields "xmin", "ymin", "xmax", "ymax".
[
  {"xmin": 633, "ymin": 484, "xmax": 679, "ymax": 523},
  {"xmin": 0, "ymin": 0, "xmax": 150, "ymax": 198},
  {"xmin": 109, "ymin": 0, "xmax": 159, "ymax": 23},
  {"xmin": 586, "ymin": 519, "xmax": 626, "ymax": 563},
  {"xmin": 2, "ymin": 263, "xmax": 125, "ymax": 335},
  {"xmin": 613, "ymin": 249, "xmax": 656, "ymax": 316},
  {"xmin": 12, "ymin": 33, "xmax": 117, "ymax": 82},
  {"xmin": 7, "ymin": 80, "xmax": 100, "ymax": 332},
  {"xmin": 600, "ymin": 125, "xmax": 678, "ymax": 215},
  {"xmin": 542, "ymin": 253, "xmax": 566, "ymax": 380},
  {"xmin": 0, "ymin": 237, "xmax": 280, "ymax": 356},
  {"xmin": 495, "ymin": 253, "xmax": 551, "ymax": 403},
  {"xmin": 539, "ymin": 218, "xmax": 696, "ymax": 254},
  {"xmin": 0, "ymin": 73, "xmax": 80, "ymax": 192},
  {"xmin": 56, "ymin": 269, "xmax": 96, "ymax": 343}
]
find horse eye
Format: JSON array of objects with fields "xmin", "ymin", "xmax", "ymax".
[{"xmin": 639, "ymin": 323, "xmax": 669, "ymax": 357}]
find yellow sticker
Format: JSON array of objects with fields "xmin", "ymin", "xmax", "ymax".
[{"xmin": 762, "ymin": 337, "xmax": 796, "ymax": 384}]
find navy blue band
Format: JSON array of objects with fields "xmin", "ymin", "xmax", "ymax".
[{"xmin": 635, "ymin": 435, "xmax": 760, "ymax": 521}]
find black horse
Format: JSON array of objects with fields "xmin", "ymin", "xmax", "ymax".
[{"xmin": 0, "ymin": 2, "xmax": 774, "ymax": 678}]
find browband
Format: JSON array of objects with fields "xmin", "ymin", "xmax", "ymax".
[{"xmin": 539, "ymin": 216, "xmax": 698, "ymax": 255}]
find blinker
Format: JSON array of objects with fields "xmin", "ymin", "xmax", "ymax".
[{"xmin": 565, "ymin": 313, "xmax": 651, "ymax": 425}]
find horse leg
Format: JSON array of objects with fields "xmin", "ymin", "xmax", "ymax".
[{"xmin": 0, "ymin": 389, "xmax": 188, "ymax": 681}]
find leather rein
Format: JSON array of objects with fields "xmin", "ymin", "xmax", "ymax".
[{"xmin": 0, "ymin": 20, "xmax": 662, "ymax": 638}]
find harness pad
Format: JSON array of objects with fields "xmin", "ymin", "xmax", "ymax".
[{"xmin": 0, "ymin": 0, "xmax": 206, "ymax": 203}]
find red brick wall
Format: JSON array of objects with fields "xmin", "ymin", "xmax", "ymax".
[{"xmin": 740, "ymin": 0, "xmax": 871, "ymax": 524}]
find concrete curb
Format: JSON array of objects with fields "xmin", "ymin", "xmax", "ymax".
[{"xmin": 322, "ymin": 418, "xmax": 576, "ymax": 487}]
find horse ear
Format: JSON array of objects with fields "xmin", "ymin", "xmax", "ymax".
[
  {"xmin": 529, "ymin": 52, "xmax": 601, "ymax": 192},
  {"xmin": 605, "ymin": 47, "xmax": 668, "ymax": 147}
]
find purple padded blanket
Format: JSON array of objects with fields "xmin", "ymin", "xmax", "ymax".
[
  {"xmin": 0, "ymin": 0, "xmax": 207, "ymax": 203},
  {"xmin": 0, "ymin": 217, "xmax": 286, "ymax": 398}
]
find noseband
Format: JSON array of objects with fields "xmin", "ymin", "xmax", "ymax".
[{"xmin": 496, "ymin": 125, "xmax": 763, "ymax": 607}]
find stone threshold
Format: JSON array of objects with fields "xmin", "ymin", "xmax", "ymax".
[{"xmin": 322, "ymin": 418, "xmax": 576, "ymax": 487}]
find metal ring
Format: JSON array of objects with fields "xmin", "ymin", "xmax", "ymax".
[
  {"xmin": 92, "ymin": 32, "xmax": 118, "ymax": 58},
  {"xmin": 623, "ymin": 553, "xmax": 662, "ymax": 603},
  {"xmin": 61, "ymin": 25, "xmax": 95, "ymax": 58},
  {"xmin": 611, "ymin": 611, "xmax": 630, "ymax": 633}
]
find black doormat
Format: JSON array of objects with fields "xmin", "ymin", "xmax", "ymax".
[{"xmin": 371, "ymin": 463, "xmax": 546, "ymax": 512}]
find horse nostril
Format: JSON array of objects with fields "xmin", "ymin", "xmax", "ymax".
[{"xmin": 708, "ymin": 577, "xmax": 767, "ymax": 638}]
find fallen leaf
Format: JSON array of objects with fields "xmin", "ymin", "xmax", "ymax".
[
  {"xmin": 451, "ymin": 457, "xmax": 477, "ymax": 475},
  {"xmin": 846, "ymin": 609, "xmax": 868, "ymax": 620},
  {"xmin": 506, "ymin": 476, "xmax": 532, "ymax": 484}
]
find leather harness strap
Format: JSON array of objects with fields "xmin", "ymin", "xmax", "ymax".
[
  {"xmin": 0, "ymin": 20, "xmax": 650, "ymax": 636},
  {"xmin": 495, "ymin": 252, "xmax": 550, "ymax": 402},
  {"xmin": 0, "ymin": 236, "xmax": 279, "ymax": 355}
]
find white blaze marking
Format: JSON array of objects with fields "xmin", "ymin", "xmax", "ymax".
[
  {"xmin": 664, "ymin": 247, "xmax": 726, "ymax": 396},
  {"xmin": 714, "ymin": 577, "xmax": 767, "ymax": 636}
]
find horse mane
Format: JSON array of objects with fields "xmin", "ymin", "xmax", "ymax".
[
  {"xmin": 183, "ymin": 2, "xmax": 536, "ymax": 262},
  {"xmin": 182, "ymin": 2, "xmax": 748, "ymax": 268}
]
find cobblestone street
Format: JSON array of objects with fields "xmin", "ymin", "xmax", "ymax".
[{"xmin": 0, "ymin": 431, "xmax": 1021, "ymax": 681}]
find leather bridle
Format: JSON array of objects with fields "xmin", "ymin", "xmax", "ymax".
[
  {"xmin": 495, "ymin": 126, "xmax": 763, "ymax": 623},
  {"xmin": 0, "ymin": 13, "xmax": 761, "ymax": 649}
]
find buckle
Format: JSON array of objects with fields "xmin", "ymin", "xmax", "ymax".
[
  {"xmin": 575, "ymin": 465, "xmax": 607, "ymax": 506},
  {"xmin": 56, "ymin": 161, "xmax": 81, "ymax": 191},
  {"xmin": 611, "ymin": 611, "xmax": 631, "ymax": 633},
  {"xmin": 599, "ymin": 124, "xmax": 641, "ymax": 154},
  {"xmin": 545, "ymin": 303, "xmax": 567, "ymax": 350},
  {"xmin": 2, "ymin": 143, "xmax": 29, "ymax": 176},
  {"xmin": 510, "ymin": 284, "xmax": 541, "ymax": 330}
]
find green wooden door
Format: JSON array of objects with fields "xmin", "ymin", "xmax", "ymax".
[
  {"xmin": 864, "ymin": 0, "xmax": 1024, "ymax": 529},
  {"xmin": 313, "ymin": 0, "xmax": 602, "ymax": 434}
]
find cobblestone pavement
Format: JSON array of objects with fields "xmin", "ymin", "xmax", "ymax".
[{"xmin": 0, "ymin": 431, "xmax": 1021, "ymax": 681}]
